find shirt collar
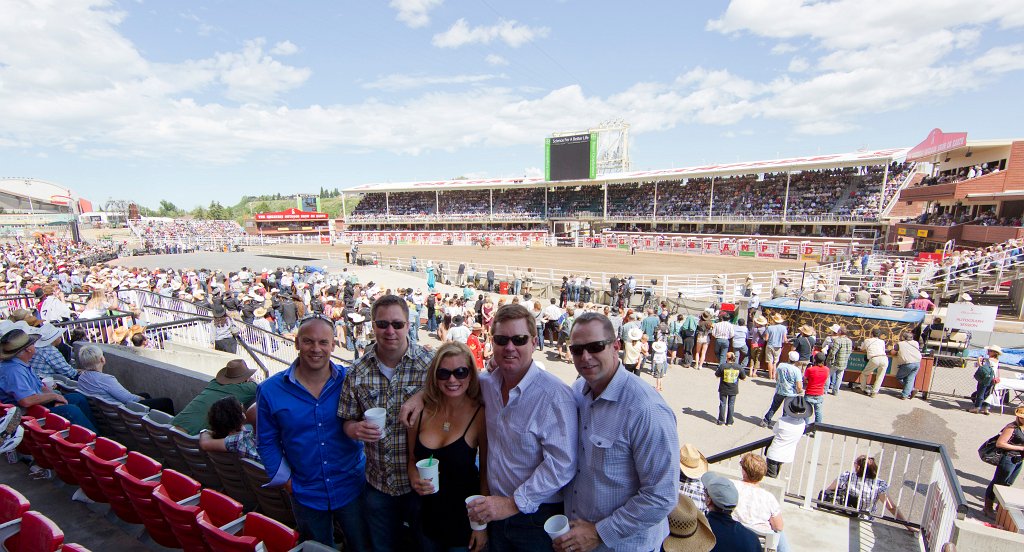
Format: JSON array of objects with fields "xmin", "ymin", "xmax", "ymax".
[{"xmin": 583, "ymin": 363, "xmax": 627, "ymax": 402}]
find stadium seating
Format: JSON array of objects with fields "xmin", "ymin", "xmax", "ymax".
[
  {"xmin": 0, "ymin": 485, "xmax": 30, "ymax": 525},
  {"xmin": 169, "ymin": 427, "xmax": 224, "ymax": 489},
  {"xmin": 0, "ymin": 510, "xmax": 64, "ymax": 552},
  {"xmin": 80, "ymin": 437, "xmax": 138, "ymax": 522},
  {"xmin": 197, "ymin": 510, "xmax": 299, "ymax": 552},
  {"xmin": 142, "ymin": 409, "xmax": 190, "ymax": 473},
  {"xmin": 114, "ymin": 452, "xmax": 180, "ymax": 548},
  {"xmin": 129, "ymin": 219, "xmax": 246, "ymax": 242},
  {"xmin": 118, "ymin": 402, "xmax": 161, "ymax": 460},
  {"xmin": 48, "ymin": 423, "xmax": 96, "ymax": 485},
  {"xmin": 206, "ymin": 450, "xmax": 258, "ymax": 511},
  {"xmin": 240, "ymin": 458, "xmax": 295, "ymax": 527},
  {"xmin": 22, "ymin": 413, "xmax": 69, "ymax": 472}
]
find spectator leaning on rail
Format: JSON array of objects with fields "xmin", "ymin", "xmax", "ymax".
[
  {"xmin": 199, "ymin": 396, "xmax": 260, "ymax": 463},
  {"xmin": 552, "ymin": 312, "xmax": 678, "ymax": 552}
]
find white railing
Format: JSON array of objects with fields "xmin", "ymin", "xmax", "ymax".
[
  {"xmin": 706, "ymin": 423, "xmax": 966, "ymax": 548},
  {"xmin": 880, "ymin": 163, "xmax": 920, "ymax": 218},
  {"xmin": 54, "ymin": 313, "xmax": 138, "ymax": 345}
]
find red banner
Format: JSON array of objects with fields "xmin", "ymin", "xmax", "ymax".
[
  {"xmin": 255, "ymin": 208, "xmax": 329, "ymax": 221},
  {"xmin": 907, "ymin": 128, "xmax": 967, "ymax": 161}
]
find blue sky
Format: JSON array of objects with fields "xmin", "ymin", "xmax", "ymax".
[{"xmin": 2, "ymin": 0, "xmax": 1023, "ymax": 210}]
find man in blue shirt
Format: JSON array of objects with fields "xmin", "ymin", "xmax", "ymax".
[
  {"xmin": 760, "ymin": 351, "xmax": 804, "ymax": 427},
  {"xmin": 257, "ymin": 317, "xmax": 367, "ymax": 548},
  {"xmin": 702, "ymin": 472, "xmax": 760, "ymax": 552},
  {"xmin": 763, "ymin": 314, "xmax": 788, "ymax": 380},
  {"xmin": 0, "ymin": 329, "xmax": 96, "ymax": 432}
]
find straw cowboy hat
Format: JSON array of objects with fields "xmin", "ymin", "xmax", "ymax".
[
  {"xmin": 662, "ymin": 495, "xmax": 716, "ymax": 552},
  {"xmin": 253, "ymin": 307, "xmax": 267, "ymax": 318},
  {"xmin": 753, "ymin": 314, "xmax": 768, "ymax": 326},
  {"xmin": 0, "ymin": 329, "xmax": 39, "ymax": 360},
  {"xmin": 798, "ymin": 324, "xmax": 815, "ymax": 336},
  {"xmin": 879, "ymin": 288, "xmax": 891, "ymax": 296},
  {"xmin": 770, "ymin": 313, "xmax": 784, "ymax": 324},
  {"xmin": 216, "ymin": 359, "xmax": 257, "ymax": 385},
  {"xmin": 828, "ymin": 323, "xmax": 842, "ymax": 335},
  {"xmin": 35, "ymin": 324, "xmax": 64, "ymax": 347},
  {"xmin": 112, "ymin": 326, "xmax": 131, "ymax": 343},
  {"xmin": 652, "ymin": 341, "xmax": 667, "ymax": 353},
  {"xmin": 679, "ymin": 444, "xmax": 709, "ymax": 479},
  {"xmin": 919, "ymin": 291, "xmax": 929, "ymax": 299},
  {"xmin": 349, "ymin": 313, "xmax": 365, "ymax": 324},
  {"xmin": 628, "ymin": 327, "xmax": 643, "ymax": 341},
  {"xmin": 986, "ymin": 345, "xmax": 1003, "ymax": 355}
]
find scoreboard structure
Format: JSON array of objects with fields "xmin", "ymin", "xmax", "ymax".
[{"xmin": 545, "ymin": 132, "xmax": 598, "ymax": 181}]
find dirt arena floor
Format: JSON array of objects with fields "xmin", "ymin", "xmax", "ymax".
[{"xmin": 257, "ymin": 243, "xmax": 818, "ymax": 277}]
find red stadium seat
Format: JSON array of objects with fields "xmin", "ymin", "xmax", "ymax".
[
  {"xmin": 0, "ymin": 510, "xmax": 64, "ymax": 552},
  {"xmin": 47, "ymin": 424, "xmax": 95, "ymax": 485},
  {"xmin": 77, "ymin": 436, "xmax": 125, "ymax": 506},
  {"xmin": 62, "ymin": 544, "xmax": 92, "ymax": 552},
  {"xmin": 0, "ymin": 484, "xmax": 30, "ymax": 524},
  {"xmin": 197, "ymin": 511, "xmax": 299, "ymax": 552},
  {"xmin": 22, "ymin": 413, "xmax": 69, "ymax": 470},
  {"xmin": 79, "ymin": 437, "xmax": 138, "ymax": 523},
  {"xmin": 15, "ymin": 404, "xmax": 47, "ymax": 458},
  {"xmin": 153, "ymin": 470, "xmax": 218, "ymax": 552},
  {"xmin": 115, "ymin": 451, "xmax": 180, "ymax": 548}
]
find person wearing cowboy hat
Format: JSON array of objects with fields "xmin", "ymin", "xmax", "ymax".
[
  {"xmin": 679, "ymin": 444, "xmax": 710, "ymax": 513},
  {"xmin": 701, "ymin": 472, "xmax": 760, "ymax": 552},
  {"xmin": 812, "ymin": 284, "xmax": 830, "ymax": 302},
  {"xmin": 555, "ymin": 312, "xmax": 678, "ymax": 552},
  {"xmin": 765, "ymin": 396, "xmax": 812, "ymax": 479},
  {"xmin": 171, "ymin": 359, "xmax": 258, "ymax": 435},
  {"xmin": 876, "ymin": 287, "xmax": 893, "ymax": 307},
  {"xmin": 970, "ymin": 345, "xmax": 1003, "ymax": 415},
  {"xmin": 791, "ymin": 324, "xmax": 816, "ymax": 365},
  {"xmin": 853, "ymin": 286, "xmax": 871, "ymax": 305},
  {"xmin": 662, "ymin": 493, "xmax": 716, "ymax": 552},
  {"xmin": 623, "ymin": 326, "xmax": 645, "ymax": 375},
  {"xmin": 825, "ymin": 325, "xmax": 853, "ymax": 396},
  {"xmin": 854, "ymin": 329, "xmax": 889, "ymax": 398},
  {"xmin": 834, "ymin": 285, "xmax": 852, "ymax": 303},
  {"xmin": 0, "ymin": 329, "xmax": 97, "ymax": 433},
  {"xmin": 763, "ymin": 313, "xmax": 788, "ymax": 380},
  {"xmin": 907, "ymin": 290, "xmax": 936, "ymax": 312},
  {"xmin": 24, "ymin": 323, "xmax": 79, "ymax": 382}
]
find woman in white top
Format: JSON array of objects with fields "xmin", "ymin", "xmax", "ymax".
[
  {"xmin": 79, "ymin": 288, "xmax": 114, "ymax": 319},
  {"xmin": 733, "ymin": 453, "xmax": 790, "ymax": 552}
]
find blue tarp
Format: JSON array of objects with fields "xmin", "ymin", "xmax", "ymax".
[
  {"xmin": 966, "ymin": 347, "xmax": 1024, "ymax": 367},
  {"xmin": 760, "ymin": 298, "xmax": 927, "ymax": 324}
]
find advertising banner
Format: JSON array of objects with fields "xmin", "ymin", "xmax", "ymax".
[
  {"xmin": 779, "ymin": 242, "xmax": 798, "ymax": 260},
  {"xmin": 719, "ymin": 240, "xmax": 737, "ymax": 256},
  {"xmin": 757, "ymin": 241, "xmax": 778, "ymax": 258},
  {"xmin": 801, "ymin": 243, "xmax": 822, "ymax": 261},
  {"xmin": 945, "ymin": 303, "xmax": 997, "ymax": 332}
]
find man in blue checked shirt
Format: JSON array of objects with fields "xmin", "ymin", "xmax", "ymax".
[
  {"xmin": 555, "ymin": 312, "xmax": 678, "ymax": 552},
  {"xmin": 257, "ymin": 316, "xmax": 367, "ymax": 549}
]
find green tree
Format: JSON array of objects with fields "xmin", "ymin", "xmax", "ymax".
[
  {"xmin": 208, "ymin": 201, "xmax": 227, "ymax": 220},
  {"xmin": 191, "ymin": 206, "xmax": 208, "ymax": 219},
  {"xmin": 157, "ymin": 200, "xmax": 180, "ymax": 217},
  {"xmin": 253, "ymin": 201, "xmax": 271, "ymax": 214}
]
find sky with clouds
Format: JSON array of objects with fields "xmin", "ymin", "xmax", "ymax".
[{"xmin": 2, "ymin": 0, "xmax": 1023, "ymax": 209}]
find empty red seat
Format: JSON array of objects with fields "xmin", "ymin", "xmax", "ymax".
[
  {"xmin": 22, "ymin": 413, "xmax": 69, "ymax": 470},
  {"xmin": 79, "ymin": 437, "xmax": 138, "ymax": 523},
  {"xmin": 62, "ymin": 544, "xmax": 92, "ymax": 552},
  {"xmin": 0, "ymin": 510, "xmax": 64, "ymax": 552},
  {"xmin": 47, "ymin": 424, "xmax": 95, "ymax": 485},
  {"xmin": 115, "ymin": 451, "xmax": 179, "ymax": 548},
  {"xmin": 155, "ymin": 470, "xmax": 244, "ymax": 552},
  {"xmin": 197, "ymin": 511, "xmax": 299, "ymax": 552},
  {"xmin": 15, "ymin": 405, "xmax": 47, "ymax": 458},
  {"xmin": 0, "ymin": 484, "xmax": 30, "ymax": 524}
]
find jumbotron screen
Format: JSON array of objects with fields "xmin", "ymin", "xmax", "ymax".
[{"xmin": 545, "ymin": 132, "xmax": 597, "ymax": 181}]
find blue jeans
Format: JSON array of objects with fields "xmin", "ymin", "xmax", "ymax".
[
  {"xmin": 427, "ymin": 310, "xmax": 438, "ymax": 332},
  {"xmin": 986, "ymin": 452, "xmax": 1023, "ymax": 502},
  {"xmin": 805, "ymin": 394, "xmax": 824, "ymax": 424},
  {"xmin": 763, "ymin": 393, "xmax": 789, "ymax": 424},
  {"xmin": 513, "ymin": 279, "xmax": 522, "ymax": 295},
  {"xmin": 362, "ymin": 486, "xmax": 419, "ymax": 552},
  {"xmin": 718, "ymin": 394, "xmax": 736, "ymax": 424},
  {"xmin": 895, "ymin": 362, "xmax": 920, "ymax": 398},
  {"xmin": 290, "ymin": 493, "xmax": 367, "ymax": 549},
  {"xmin": 733, "ymin": 344, "xmax": 749, "ymax": 367},
  {"xmin": 714, "ymin": 338, "xmax": 730, "ymax": 366},
  {"xmin": 52, "ymin": 392, "xmax": 98, "ymax": 433},
  {"xmin": 536, "ymin": 323, "xmax": 545, "ymax": 351},
  {"xmin": 973, "ymin": 381, "xmax": 994, "ymax": 409},
  {"xmin": 827, "ymin": 366, "xmax": 846, "ymax": 395},
  {"xmin": 488, "ymin": 502, "xmax": 562, "ymax": 552}
]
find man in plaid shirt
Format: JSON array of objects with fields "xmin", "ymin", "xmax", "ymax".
[
  {"xmin": 341, "ymin": 295, "xmax": 433, "ymax": 552},
  {"xmin": 825, "ymin": 325, "xmax": 853, "ymax": 395}
]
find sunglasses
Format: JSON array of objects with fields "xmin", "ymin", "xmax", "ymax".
[
  {"xmin": 298, "ymin": 314, "xmax": 334, "ymax": 326},
  {"xmin": 492, "ymin": 334, "xmax": 531, "ymax": 346},
  {"xmin": 569, "ymin": 339, "xmax": 614, "ymax": 356},
  {"xmin": 374, "ymin": 320, "xmax": 407, "ymax": 330},
  {"xmin": 436, "ymin": 367, "xmax": 471, "ymax": 380}
]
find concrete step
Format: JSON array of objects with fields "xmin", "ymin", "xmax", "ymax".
[{"xmin": 782, "ymin": 500, "xmax": 922, "ymax": 552}]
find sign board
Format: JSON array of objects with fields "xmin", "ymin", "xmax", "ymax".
[
  {"xmin": 945, "ymin": 303, "xmax": 997, "ymax": 332},
  {"xmin": 907, "ymin": 128, "xmax": 968, "ymax": 162},
  {"xmin": 917, "ymin": 229, "xmax": 929, "ymax": 237}
]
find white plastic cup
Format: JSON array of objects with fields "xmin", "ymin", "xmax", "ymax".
[
  {"xmin": 41, "ymin": 377, "xmax": 55, "ymax": 390},
  {"xmin": 415, "ymin": 458, "xmax": 440, "ymax": 494},
  {"xmin": 364, "ymin": 407, "xmax": 387, "ymax": 438},
  {"xmin": 465, "ymin": 495, "xmax": 486, "ymax": 530},
  {"xmin": 544, "ymin": 514, "xmax": 570, "ymax": 540}
]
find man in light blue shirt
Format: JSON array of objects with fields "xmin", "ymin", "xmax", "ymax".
[{"xmin": 760, "ymin": 350, "xmax": 804, "ymax": 427}]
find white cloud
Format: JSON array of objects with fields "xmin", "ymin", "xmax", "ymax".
[
  {"xmin": 485, "ymin": 54, "xmax": 509, "ymax": 66},
  {"xmin": 432, "ymin": 18, "xmax": 549, "ymax": 49},
  {"xmin": 787, "ymin": 57, "xmax": 809, "ymax": 72},
  {"xmin": 198, "ymin": 39, "xmax": 311, "ymax": 103},
  {"xmin": 389, "ymin": 0, "xmax": 443, "ymax": 28},
  {"xmin": 363, "ymin": 73, "xmax": 504, "ymax": 91},
  {"xmin": 270, "ymin": 40, "xmax": 299, "ymax": 56},
  {"xmin": 771, "ymin": 43, "xmax": 798, "ymax": 55}
]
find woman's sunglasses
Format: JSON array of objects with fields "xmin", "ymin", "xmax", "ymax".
[
  {"xmin": 569, "ymin": 339, "xmax": 613, "ymax": 356},
  {"xmin": 437, "ymin": 367, "xmax": 471, "ymax": 380},
  {"xmin": 374, "ymin": 320, "xmax": 407, "ymax": 330},
  {"xmin": 492, "ymin": 334, "xmax": 531, "ymax": 346}
]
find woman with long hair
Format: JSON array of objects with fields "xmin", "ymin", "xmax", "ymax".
[
  {"xmin": 211, "ymin": 304, "xmax": 236, "ymax": 353},
  {"xmin": 407, "ymin": 342, "xmax": 488, "ymax": 552},
  {"xmin": 983, "ymin": 406, "xmax": 1024, "ymax": 517},
  {"xmin": 694, "ymin": 312, "xmax": 713, "ymax": 371},
  {"xmin": 970, "ymin": 345, "xmax": 1002, "ymax": 414}
]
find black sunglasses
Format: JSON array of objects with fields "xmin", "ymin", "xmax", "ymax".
[
  {"xmin": 436, "ymin": 367, "xmax": 471, "ymax": 380},
  {"xmin": 492, "ymin": 334, "xmax": 531, "ymax": 346},
  {"xmin": 299, "ymin": 314, "xmax": 334, "ymax": 326},
  {"xmin": 374, "ymin": 320, "xmax": 407, "ymax": 330},
  {"xmin": 569, "ymin": 339, "xmax": 614, "ymax": 356}
]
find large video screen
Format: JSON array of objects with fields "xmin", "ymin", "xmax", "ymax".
[{"xmin": 545, "ymin": 132, "xmax": 597, "ymax": 181}]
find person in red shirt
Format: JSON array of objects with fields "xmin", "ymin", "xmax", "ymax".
[
  {"xmin": 803, "ymin": 352, "xmax": 830, "ymax": 424},
  {"xmin": 466, "ymin": 323, "xmax": 485, "ymax": 370}
]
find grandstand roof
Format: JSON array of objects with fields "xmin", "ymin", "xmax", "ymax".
[
  {"xmin": 0, "ymin": 177, "xmax": 76, "ymax": 205},
  {"xmin": 343, "ymin": 147, "xmax": 911, "ymax": 194}
]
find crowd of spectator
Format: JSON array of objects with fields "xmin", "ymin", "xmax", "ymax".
[
  {"xmin": 920, "ymin": 160, "xmax": 1006, "ymax": 186},
  {"xmin": 129, "ymin": 218, "xmax": 245, "ymax": 241}
]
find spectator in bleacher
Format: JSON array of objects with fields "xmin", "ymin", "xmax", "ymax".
[
  {"xmin": 26, "ymin": 323, "xmax": 79, "ymax": 381},
  {"xmin": 679, "ymin": 444, "xmax": 710, "ymax": 513},
  {"xmin": 907, "ymin": 291, "xmax": 935, "ymax": 312},
  {"xmin": 701, "ymin": 472, "xmax": 760, "ymax": 552},
  {"xmin": 172, "ymin": 359, "xmax": 257, "ymax": 435},
  {"xmin": 0, "ymin": 328, "xmax": 97, "ymax": 432},
  {"xmin": 198, "ymin": 396, "xmax": 260, "ymax": 462},
  {"xmin": 733, "ymin": 453, "xmax": 790, "ymax": 552},
  {"xmin": 75, "ymin": 344, "xmax": 175, "ymax": 414},
  {"xmin": 259, "ymin": 316, "xmax": 368, "ymax": 548},
  {"xmin": 820, "ymin": 455, "xmax": 907, "ymax": 520}
]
